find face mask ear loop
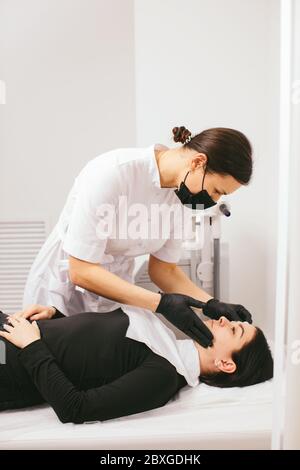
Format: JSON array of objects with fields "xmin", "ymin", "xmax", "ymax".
[
  {"xmin": 183, "ymin": 171, "xmax": 190, "ymax": 184},
  {"xmin": 201, "ymin": 165, "xmax": 207, "ymax": 191}
]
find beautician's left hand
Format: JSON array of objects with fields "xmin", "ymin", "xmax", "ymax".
[
  {"xmin": 202, "ymin": 298, "xmax": 253, "ymax": 324},
  {"xmin": 0, "ymin": 316, "xmax": 41, "ymax": 349}
]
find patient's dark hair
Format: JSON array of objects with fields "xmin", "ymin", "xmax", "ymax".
[
  {"xmin": 199, "ymin": 327, "xmax": 273, "ymax": 388},
  {"xmin": 172, "ymin": 126, "xmax": 253, "ymax": 184}
]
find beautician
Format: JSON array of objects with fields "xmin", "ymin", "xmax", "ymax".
[{"xmin": 22, "ymin": 126, "xmax": 253, "ymax": 348}]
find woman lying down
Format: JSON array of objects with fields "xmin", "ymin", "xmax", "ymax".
[{"xmin": 0, "ymin": 303, "xmax": 273, "ymax": 424}]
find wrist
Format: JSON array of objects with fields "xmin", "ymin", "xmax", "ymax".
[
  {"xmin": 21, "ymin": 337, "xmax": 41, "ymax": 349},
  {"xmin": 149, "ymin": 292, "xmax": 162, "ymax": 312},
  {"xmin": 49, "ymin": 306, "xmax": 57, "ymax": 317}
]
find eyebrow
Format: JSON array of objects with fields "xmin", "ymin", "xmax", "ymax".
[{"xmin": 239, "ymin": 324, "xmax": 244, "ymax": 338}]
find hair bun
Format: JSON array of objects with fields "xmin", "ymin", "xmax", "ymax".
[{"xmin": 172, "ymin": 126, "xmax": 192, "ymax": 144}]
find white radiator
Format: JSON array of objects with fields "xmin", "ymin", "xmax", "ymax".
[{"xmin": 0, "ymin": 220, "xmax": 47, "ymax": 314}]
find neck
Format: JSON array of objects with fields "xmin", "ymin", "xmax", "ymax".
[
  {"xmin": 193, "ymin": 340, "xmax": 214, "ymax": 376},
  {"xmin": 155, "ymin": 147, "xmax": 187, "ymax": 188}
]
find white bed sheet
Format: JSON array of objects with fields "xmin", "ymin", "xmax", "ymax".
[{"xmin": 0, "ymin": 379, "xmax": 273, "ymax": 450}]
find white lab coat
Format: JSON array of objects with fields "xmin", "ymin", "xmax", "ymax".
[{"xmin": 23, "ymin": 143, "xmax": 185, "ymax": 316}]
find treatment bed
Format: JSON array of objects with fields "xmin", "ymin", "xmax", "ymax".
[{"xmin": 0, "ymin": 378, "xmax": 273, "ymax": 450}]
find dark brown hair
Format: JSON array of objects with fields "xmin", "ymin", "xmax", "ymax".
[
  {"xmin": 172, "ymin": 126, "xmax": 253, "ymax": 184},
  {"xmin": 200, "ymin": 327, "xmax": 273, "ymax": 388}
]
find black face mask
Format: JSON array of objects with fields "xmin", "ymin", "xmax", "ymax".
[{"xmin": 174, "ymin": 167, "xmax": 217, "ymax": 210}]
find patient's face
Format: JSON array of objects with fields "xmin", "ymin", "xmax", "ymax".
[{"xmin": 204, "ymin": 316, "xmax": 256, "ymax": 358}]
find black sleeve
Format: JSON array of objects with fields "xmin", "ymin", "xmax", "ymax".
[
  {"xmin": 18, "ymin": 340, "xmax": 179, "ymax": 424},
  {"xmin": 51, "ymin": 307, "xmax": 66, "ymax": 319}
]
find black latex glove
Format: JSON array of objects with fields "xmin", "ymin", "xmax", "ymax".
[
  {"xmin": 202, "ymin": 298, "xmax": 253, "ymax": 323},
  {"xmin": 155, "ymin": 293, "xmax": 214, "ymax": 348}
]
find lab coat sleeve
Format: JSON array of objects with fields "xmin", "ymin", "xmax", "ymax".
[
  {"xmin": 150, "ymin": 213, "xmax": 184, "ymax": 264},
  {"xmin": 150, "ymin": 237, "xmax": 183, "ymax": 264},
  {"xmin": 18, "ymin": 339, "xmax": 179, "ymax": 424},
  {"xmin": 62, "ymin": 167, "xmax": 120, "ymax": 264},
  {"xmin": 150, "ymin": 204, "xmax": 196, "ymax": 263}
]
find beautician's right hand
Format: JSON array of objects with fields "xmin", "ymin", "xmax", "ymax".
[
  {"xmin": 10, "ymin": 304, "xmax": 57, "ymax": 321},
  {"xmin": 155, "ymin": 293, "xmax": 214, "ymax": 348}
]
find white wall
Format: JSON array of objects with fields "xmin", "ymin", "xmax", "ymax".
[
  {"xmin": 0, "ymin": 0, "xmax": 135, "ymax": 225},
  {"xmin": 134, "ymin": 0, "xmax": 280, "ymax": 337}
]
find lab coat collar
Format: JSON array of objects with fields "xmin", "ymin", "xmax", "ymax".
[{"xmin": 148, "ymin": 143, "xmax": 169, "ymax": 188}]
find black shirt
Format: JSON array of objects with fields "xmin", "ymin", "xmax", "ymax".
[{"xmin": 1, "ymin": 309, "xmax": 188, "ymax": 423}]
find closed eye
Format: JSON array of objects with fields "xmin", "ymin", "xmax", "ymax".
[
  {"xmin": 232, "ymin": 326, "xmax": 235, "ymax": 335},
  {"xmin": 215, "ymin": 188, "xmax": 227, "ymax": 196}
]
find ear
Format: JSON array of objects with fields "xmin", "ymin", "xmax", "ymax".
[
  {"xmin": 190, "ymin": 153, "xmax": 207, "ymax": 171},
  {"xmin": 215, "ymin": 358, "xmax": 236, "ymax": 374}
]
